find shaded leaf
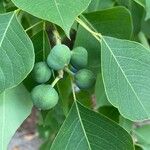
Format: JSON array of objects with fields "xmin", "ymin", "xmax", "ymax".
[
  {"xmin": 84, "ymin": 6, "xmax": 133, "ymax": 39},
  {"xmin": 95, "ymin": 73, "xmax": 110, "ymax": 108},
  {"xmin": 0, "ymin": 0, "xmax": 5, "ymax": 13},
  {"xmin": 98, "ymin": 106, "xmax": 120, "ymax": 122},
  {"xmin": 86, "ymin": 0, "xmax": 115, "ymax": 12}
]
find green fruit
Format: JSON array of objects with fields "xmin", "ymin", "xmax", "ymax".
[
  {"xmin": 47, "ymin": 44, "xmax": 71, "ymax": 70},
  {"xmin": 71, "ymin": 47, "xmax": 88, "ymax": 69},
  {"xmin": 32, "ymin": 62, "xmax": 52, "ymax": 83},
  {"xmin": 31, "ymin": 84, "xmax": 59, "ymax": 110},
  {"xmin": 75, "ymin": 69, "xmax": 95, "ymax": 89}
]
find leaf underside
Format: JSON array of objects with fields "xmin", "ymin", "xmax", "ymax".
[{"xmin": 11, "ymin": 0, "xmax": 91, "ymax": 36}]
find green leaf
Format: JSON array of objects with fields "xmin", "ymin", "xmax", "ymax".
[
  {"xmin": 50, "ymin": 101, "xmax": 134, "ymax": 150},
  {"xmin": 0, "ymin": 12, "xmax": 35, "ymax": 93},
  {"xmin": 57, "ymin": 75, "xmax": 72, "ymax": 116},
  {"xmin": 101, "ymin": 36, "xmax": 150, "ymax": 121},
  {"xmin": 86, "ymin": 0, "xmax": 115, "ymax": 12},
  {"xmin": 119, "ymin": 116, "xmax": 133, "ymax": 133},
  {"xmin": 83, "ymin": 6, "xmax": 133, "ymax": 39},
  {"xmin": 145, "ymin": 0, "xmax": 150, "ymax": 20},
  {"xmin": 133, "ymin": 125, "xmax": 150, "ymax": 150},
  {"xmin": 11, "ymin": 0, "xmax": 91, "ymax": 37},
  {"xmin": 31, "ymin": 29, "xmax": 51, "ymax": 62},
  {"xmin": 98, "ymin": 106, "xmax": 120, "ymax": 122},
  {"xmin": 0, "ymin": 0, "xmax": 5, "ymax": 13},
  {"xmin": 134, "ymin": 0, "xmax": 145, "ymax": 7},
  {"xmin": 0, "ymin": 84, "xmax": 33, "ymax": 150},
  {"xmin": 95, "ymin": 73, "xmax": 110, "ymax": 108},
  {"xmin": 116, "ymin": 0, "xmax": 144, "ymax": 34},
  {"xmin": 135, "ymin": 144, "xmax": 143, "ymax": 150}
]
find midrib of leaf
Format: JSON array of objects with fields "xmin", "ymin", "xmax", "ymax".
[
  {"xmin": 102, "ymin": 38, "xmax": 149, "ymax": 117},
  {"xmin": 0, "ymin": 13, "xmax": 14, "ymax": 46},
  {"xmin": 1, "ymin": 92, "xmax": 6, "ymax": 150},
  {"xmin": 74, "ymin": 101, "xmax": 92, "ymax": 150},
  {"xmin": 53, "ymin": 0, "xmax": 65, "ymax": 31},
  {"xmin": 50, "ymin": 101, "xmax": 92, "ymax": 150}
]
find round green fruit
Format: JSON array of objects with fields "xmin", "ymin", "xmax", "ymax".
[
  {"xmin": 75, "ymin": 69, "xmax": 95, "ymax": 90},
  {"xmin": 47, "ymin": 44, "xmax": 71, "ymax": 70},
  {"xmin": 71, "ymin": 47, "xmax": 88, "ymax": 69},
  {"xmin": 32, "ymin": 62, "xmax": 52, "ymax": 83},
  {"xmin": 31, "ymin": 84, "xmax": 59, "ymax": 110}
]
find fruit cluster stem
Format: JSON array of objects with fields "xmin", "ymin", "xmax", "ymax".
[
  {"xmin": 52, "ymin": 25, "xmax": 61, "ymax": 44},
  {"xmin": 51, "ymin": 70, "xmax": 64, "ymax": 87},
  {"xmin": 64, "ymin": 67, "xmax": 74, "ymax": 76}
]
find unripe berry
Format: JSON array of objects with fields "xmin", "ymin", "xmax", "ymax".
[
  {"xmin": 75, "ymin": 69, "xmax": 95, "ymax": 90},
  {"xmin": 71, "ymin": 47, "xmax": 88, "ymax": 69},
  {"xmin": 32, "ymin": 62, "xmax": 51, "ymax": 83},
  {"xmin": 31, "ymin": 84, "xmax": 59, "ymax": 110},
  {"xmin": 47, "ymin": 44, "xmax": 71, "ymax": 70}
]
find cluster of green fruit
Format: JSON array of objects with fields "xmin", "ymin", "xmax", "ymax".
[{"xmin": 31, "ymin": 44, "xmax": 95, "ymax": 110}]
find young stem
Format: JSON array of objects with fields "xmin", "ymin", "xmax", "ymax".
[
  {"xmin": 64, "ymin": 67, "xmax": 74, "ymax": 76},
  {"xmin": 51, "ymin": 76, "xmax": 61, "ymax": 87},
  {"xmin": 76, "ymin": 17, "xmax": 101, "ymax": 42},
  {"xmin": 52, "ymin": 25, "xmax": 61, "ymax": 44},
  {"xmin": 51, "ymin": 70, "xmax": 64, "ymax": 87},
  {"xmin": 14, "ymin": 9, "xmax": 21, "ymax": 15},
  {"xmin": 138, "ymin": 32, "xmax": 150, "ymax": 49},
  {"xmin": 25, "ymin": 21, "xmax": 43, "ymax": 32},
  {"xmin": 80, "ymin": 14, "xmax": 97, "ymax": 32}
]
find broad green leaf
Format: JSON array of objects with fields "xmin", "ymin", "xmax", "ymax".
[
  {"xmin": 0, "ymin": 12, "xmax": 34, "ymax": 93},
  {"xmin": 116, "ymin": 0, "xmax": 144, "ymax": 34},
  {"xmin": 133, "ymin": 125, "xmax": 150, "ymax": 150},
  {"xmin": 11, "ymin": 0, "xmax": 91, "ymax": 37},
  {"xmin": 83, "ymin": 6, "xmax": 133, "ymax": 39},
  {"xmin": 119, "ymin": 116, "xmax": 133, "ymax": 133},
  {"xmin": 86, "ymin": 0, "xmax": 115, "ymax": 12},
  {"xmin": 95, "ymin": 73, "xmax": 110, "ymax": 108},
  {"xmin": 145, "ymin": 0, "xmax": 150, "ymax": 20},
  {"xmin": 101, "ymin": 36, "xmax": 150, "ymax": 121},
  {"xmin": 0, "ymin": 84, "xmax": 33, "ymax": 150},
  {"xmin": 50, "ymin": 101, "xmax": 134, "ymax": 150}
]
